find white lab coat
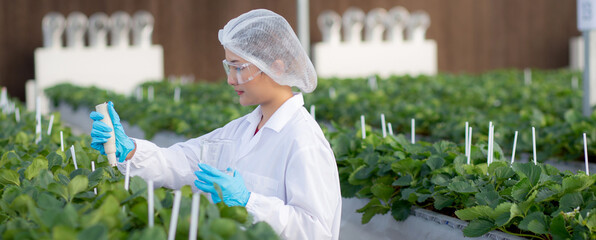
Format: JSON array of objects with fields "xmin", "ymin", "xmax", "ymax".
[{"xmin": 118, "ymin": 93, "xmax": 342, "ymax": 239}]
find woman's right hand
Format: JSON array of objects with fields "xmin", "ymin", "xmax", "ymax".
[{"xmin": 89, "ymin": 101, "xmax": 135, "ymax": 162}]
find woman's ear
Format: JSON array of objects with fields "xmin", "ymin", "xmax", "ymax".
[{"xmin": 271, "ymin": 60, "xmax": 285, "ymax": 76}]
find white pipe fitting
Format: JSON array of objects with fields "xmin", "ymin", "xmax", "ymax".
[
  {"xmin": 318, "ymin": 10, "xmax": 342, "ymax": 44},
  {"xmin": 66, "ymin": 12, "xmax": 88, "ymax": 48},
  {"xmin": 342, "ymin": 7, "xmax": 365, "ymax": 43},
  {"xmin": 132, "ymin": 10, "xmax": 154, "ymax": 47},
  {"xmin": 365, "ymin": 8, "xmax": 387, "ymax": 42},
  {"xmin": 88, "ymin": 13, "xmax": 110, "ymax": 48},
  {"xmin": 42, "ymin": 12, "xmax": 66, "ymax": 48}
]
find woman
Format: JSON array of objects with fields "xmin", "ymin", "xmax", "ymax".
[{"xmin": 90, "ymin": 9, "xmax": 342, "ymax": 239}]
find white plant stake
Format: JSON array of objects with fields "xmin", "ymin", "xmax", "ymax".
[
  {"xmin": 148, "ymin": 180, "xmax": 154, "ymax": 227},
  {"xmin": 329, "ymin": 87, "xmax": 336, "ymax": 99},
  {"xmin": 524, "ymin": 68, "xmax": 532, "ymax": 85},
  {"xmin": 189, "ymin": 192, "xmax": 200, "ymax": 240},
  {"xmin": 572, "ymin": 76, "xmax": 579, "ymax": 89},
  {"xmin": 60, "ymin": 131, "xmax": 64, "ymax": 151},
  {"xmin": 95, "ymin": 103, "xmax": 118, "ymax": 166},
  {"xmin": 487, "ymin": 122, "xmax": 493, "ymax": 166},
  {"xmin": 70, "ymin": 145, "xmax": 78, "ymax": 170},
  {"xmin": 148, "ymin": 86, "xmax": 154, "ymax": 101},
  {"xmin": 91, "ymin": 161, "xmax": 97, "ymax": 195},
  {"xmin": 584, "ymin": 133, "xmax": 589, "ymax": 175},
  {"xmin": 381, "ymin": 114, "xmax": 386, "ymax": 138},
  {"xmin": 368, "ymin": 75, "xmax": 378, "ymax": 90},
  {"xmin": 411, "ymin": 118, "xmax": 415, "ymax": 144},
  {"xmin": 15, "ymin": 107, "xmax": 20, "ymax": 122},
  {"xmin": 136, "ymin": 87, "xmax": 143, "ymax": 101},
  {"xmin": 47, "ymin": 114, "xmax": 54, "ymax": 135},
  {"xmin": 35, "ymin": 97, "xmax": 42, "ymax": 144},
  {"xmin": 467, "ymin": 127, "xmax": 473, "ymax": 165},
  {"xmin": 168, "ymin": 190, "xmax": 182, "ymax": 240},
  {"xmin": 174, "ymin": 87, "xmax": 181, "ymax": 102},
  {"xmin": 0, "ymin": 87, "xmax": 7, "ymax": 109},
  {"xmin": 124, "ymin": 160, "xmax": 131, "ymax": 191},
  {"xmin": 511, "ymin": 131, "xmax": 518, "ymax": 164},
  {"xmin": 387, "ymin": 123, "xmax": 394, "ymax": 136},
  {"xmin": 532, "ymin": 127, "xmax": 537, "ymax": 165},
  {"xmin": 361, "ymin": 115, "xmax": 366, "ymax": 139},
  {"xmin": 310, "ymin": 105, "xmax": 316, "ymax": 120},
  {"xmin": 465, "ymin": 122, "xmax": 469, "ymax": 157}
]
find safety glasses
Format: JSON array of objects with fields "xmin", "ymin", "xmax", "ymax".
[{"xmin": 222, "ymin": 59, "xmax": 262, "ymax": 84}]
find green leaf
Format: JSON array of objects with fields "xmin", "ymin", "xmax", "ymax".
[
  {"xmin": 512, "ymin": 162, "xmax": 541, "ymax": 186},
  {"xmin": 371, "ymin": 183, "xmax": 394, "ymax": 203},
  {"xmin": 10, "ymin": 194, "xmax": 36, "ymax": 215},
  {"xmin": 221, "ymin": 206, "xmax": 249, "ymax": 224},
  {"xmin": 391, "ymin": 158, "xmax": 421, "ymax": 177},
  {"xmin": 246, "ymin": 222, "xmax": 278, "ymax": 240},
  {"xmin": 48, "ymin": 182, "xmax": 68, "ymax": 201},
  {"xmin": 519, "ymin": 211, "xmax": 548, "ymax": 234},
  {"xmin": 462, "ymin": 219, "xmax": 494, "ymax": 237},
  {"xmin": 356, "ymin": 198, "xmax": 389, "ymax": 224},
  {"xmin": 535, "ymin": 184, "xmax": 560, "ymax": 202},
  {"xmin": 493, "ymin": 165, "xmax": 515, "ymax": 180},
  {"xmin": 455, "ymin": 205, "xmax": 492, "ymax": 221},
  {"xmin": 33, "ymin": 170, "xmax": 54, "ymax": 189},
  {"xmin": 426, "ymin": 156, "xmax": 445, "ymax": 171},
  {"xmin": 430, "ymin": 174, "xmax": 450, "ymax": 186},
  {"xmin": 511, "ymin": 178, "xmax": 532, "ymax": 201},
  {"xmin": 0, "ymin": 169, "xmax": 20, "ymax": 186},
  {"xmin": 475, "ymin": 189, "xmax": 500, "ymax": 208},
  {"xmin": 0, "ymin": 150, "xmax": 21, "ymax": 168},
  {"xmin": 348, "ymin": 165, "xmax": 375, "ymax": 185},
  {"xmin": 562, "ymin": 175, "xmax": 596, "ymax": 193},
  {"xmin": 47, "ymin": 151, "xmax": 64, "ymax": 170},
  {"xmin": 128, "ymin": 226, "xmax": 167, "ymax": 240},
  {"xmin": 558, "ymin": 192, "xmax": 583, "ymax": 212},
  {"xmin": 37, "ymin": 192, "xmax": 63, "ymax": 210},
  {"xmin": 433, "ymin": 194, "xmax": 454, "ymax": 210},
  {"xmin": 527, "ymin": 218, "xmax": 548, "ymax": 234},
  {"xmin": 25, "ymin": 156, "xmax": 48, "ymax": 180},
  {"xmin": 392, "ymin": 175, "xmax": 412, "ymax": 186},
  {"xmin": 550, "ymin": 214, "xmax": 572, "ymax": 239},
  {"xmin": 77, "ymin": 225, "xmax": 107, "ymax": 240},
  {"xmin": 52, "ymin": 225, "xmax": 77, "ymax": 240},
  {"xmin": 88, "ymin": 167, "xmax": 104, "ymax": 188},
  {"xmin": 447, "ymin": 180, "xmax": 476, "ymax": 193},
  {"xmin": 67, "ymin": 175, "xmax": 89, "ymax": 202},
  {"xmin": 129, "ymin": 176, "xmax": 147, "ymax": 195},
  {"xmin": 390, "ymin": 200, "xmax": 411, "ymax": 221}
]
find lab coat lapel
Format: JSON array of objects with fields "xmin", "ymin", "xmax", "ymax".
[{"xmin": 237, "ymin": 107, "xmax": 262, "ymax": 159}]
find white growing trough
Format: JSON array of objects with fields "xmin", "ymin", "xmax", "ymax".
[
  {"xmin": 28, "ymin": 11, "xmax": 164, "ymax": 114},
  {"xmin": 313, "ymin": 7, "xmax": 437, "ymax": 79}
]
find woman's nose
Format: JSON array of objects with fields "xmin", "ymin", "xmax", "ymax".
[{"xmin": 227, "ymin": 74, "xmax": 237, "ymax": 85}]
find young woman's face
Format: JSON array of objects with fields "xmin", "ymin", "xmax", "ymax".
[{"xmin": 224, "ymin": 48, "xmax": 277, "ymax": 106}]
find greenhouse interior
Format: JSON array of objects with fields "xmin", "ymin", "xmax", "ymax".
[{"xmin": 1, "ymin": 1, "xmax": 595, "ymax": 239}]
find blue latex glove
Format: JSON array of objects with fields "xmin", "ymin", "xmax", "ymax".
[
  {"xmin": 89, "ymin": 101, "xmax": 135, "ymax": 162},
  {"xmin": 194, "ymin": 163, "xmax": 251, "ymax": 206}
]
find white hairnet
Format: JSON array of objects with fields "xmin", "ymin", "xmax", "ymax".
[{"xmin": 218, "ymin": 9, "xmax": 317, "ymax": 93}]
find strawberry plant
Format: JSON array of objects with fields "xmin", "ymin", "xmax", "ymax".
[
  {"xmin": 325, "ymin": 123, "xmax": 596, "ymax": 239},
  {"xmin": 45, "ymin": 69, "xmax": 595, "ymax": 163},
  {"xmin": 0, "ymin": 94, "xmax": 278, "ymax": 239}
]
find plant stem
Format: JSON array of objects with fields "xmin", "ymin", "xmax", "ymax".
[{"xmin": 498, "ymin": 227, "xmax": 542, "ymax": 239}]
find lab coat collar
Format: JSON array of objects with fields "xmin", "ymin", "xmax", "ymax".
[
  {"xmin": 261, "ymin": 92, "xmax": 304, "ymax": 133},
  {"xmin": 238, "ymin": 93, "xmax": 304, "ymax": 159},
  {"xmin": 245, "ymin": 92, "xmax": 304, "ymax": 133}
]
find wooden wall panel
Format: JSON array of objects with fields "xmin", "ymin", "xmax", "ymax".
[{"xmin": 0, "ymin": 0, "xmax": 580, "ymax": 100}]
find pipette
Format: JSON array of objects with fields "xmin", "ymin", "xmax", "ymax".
[{"xmin": 95, "ymin": 102, "xmax": 118, "ymax": 166}]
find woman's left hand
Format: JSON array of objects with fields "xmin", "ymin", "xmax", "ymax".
[{"xmin": 194, "ymin": 163, "xmax": 251, "ymax": 206}]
